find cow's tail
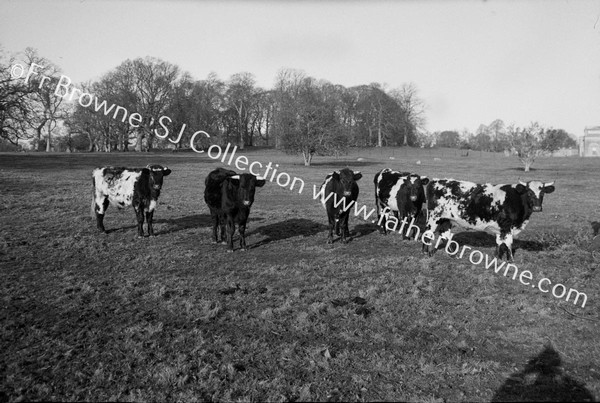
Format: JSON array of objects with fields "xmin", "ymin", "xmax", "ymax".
[
  {"xmin": 374, "ymin": 170, "xmax": 381, "ymax": 218},
  {"xmin": 90, "ymin": 177, "xmax": 96, "ymax": 219}
]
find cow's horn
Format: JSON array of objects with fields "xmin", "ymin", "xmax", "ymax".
[
  {"xmin": 544, "ymin": 181, "xmax": 555, "ymax": 187},
  {"xmin": 230, "ymin": 175, "xmax": 240, "ymax": 180},
  {"xmin": 518, "ymin": 178, "xmax": 527, "ymax": 186}
]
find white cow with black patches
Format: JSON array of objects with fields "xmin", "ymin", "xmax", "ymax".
[
  {"xmin": 424, "ymin": 179, "xmax": 555, "ymax": 261},
  {"xmin": 91, "ymin": 164, "xmax": 171, "ymax": 237}
]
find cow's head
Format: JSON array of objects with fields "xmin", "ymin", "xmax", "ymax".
[
  {"xmin": 229, "ymin": 173, "xmax": 266, "ymax": 206},
  {"xmin": 335, "ymin": 168, "xmax": 362, "ymax": 197},
  {"xmin": 146, "ymin": 164, "xmax": 172, "ymax": 192},
  {"xmin": 403, "ymin": 174, "xmax": 430, "ymax": 202},
  {"xmin": 516, "ymin": 180, "xmax": 555, "ymax": 212}
]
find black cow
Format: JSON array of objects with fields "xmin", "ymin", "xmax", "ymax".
[
  {"xmin": 91, "ymin": 164, "xmax": 172, "ymax": 237},
  {"xmin": 204, "ymin": 168, "xmax": 266, "ymax": 252},
  {"xmin": 374, "ymin": 168, "xmax": 429, "ymax": 238},
  {"xmin": 424, "ymin": 179, "xmax": 555, "ymax": 261},
  {"xmin": 204, "ymin": 167, "xmax": 237, "ymax": 244},
  {"xmin": 319, "ymin": 168, "xmax": 362, "ymax": 244}
]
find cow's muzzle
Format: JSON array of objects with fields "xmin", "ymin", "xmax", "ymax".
[
  {"xmin": 532, "ymin": 206, "xmax": 542, "ymax": 212},
  {"xmin": 153, "ymin": 185, "xmax": 161, "ymax": 190},
  {"xmin": 243, "ymin": 200, "xmax": 251, "ymax": 206},
  {"xmin": 410, "ymin": 195, "xmax": 418, "ymax": 202},
  {"xmin": 343, "ymin": 191, "xmax": 352, "ymax": 196}
]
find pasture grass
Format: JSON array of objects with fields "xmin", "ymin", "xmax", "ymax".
[{"xmin": 0, "ymin": 147, "xmax": 599, "ymax": 402}]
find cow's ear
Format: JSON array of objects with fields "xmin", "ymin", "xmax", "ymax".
[
  {"xmin": 163, "ymin": 167, "xmax": 172, "ymax": 176},
  {"xmin": 256, "ymin": 179, "xmax": 266, "ymax": 187},
  {"xmin": 353, "ymin": 171, "xmax": 362, "ymax": 181},
  {"xmin": 421, "ymin": 177, "xmax": 430, "ymax": 186},
  {"xmin": 543, "ymin": 185, "xmax": 555, "ymax": 194},
  {"xmin": 331, "ymin": 171, "xmax": 340, "ymax": 180},
  {"xmin": 515, "ymin": 184, "xmax": 527, "ymax": 194}
]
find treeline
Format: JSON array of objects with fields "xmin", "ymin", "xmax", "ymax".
[
  {"xmin": 1, "ymin": 46, "xmax": 577, "ymax": 168},
  {"xmin": 0, "ymin": 47, "xmax": 426, "ymax": 163},
  {"xmin": 428, "ymin": 119, "xmax": 576, "ymax": 153}
]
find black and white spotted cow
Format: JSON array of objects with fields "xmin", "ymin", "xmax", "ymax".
[
  {"xmin": 374, "ymin": 168, "xmax": 429, "ymax": 237},
  {"xmin": 91, "ymin": 164, "xmax": 171, "ymax": 237},
  {"xmin": 424, "ymin": 179, "xmax": 555, "ymax": 261},
  {"xmin": 204, "ymin": 168, "xmax": 266, "ymax": 252},
  {"xmin": 319, "ymin": 168, "xmax": 362, "ymax": 244}
]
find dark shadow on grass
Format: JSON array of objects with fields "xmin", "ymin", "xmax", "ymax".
[
  {"xmin": 352, "ymin": 223, "xmax": 380, "ymax": 239},
  {"xmin": 247, "ymin": 218, "xmax": 328, "ymax": 248},
  {"xmin": 156, "ymin": 214, "xmax": 266, "ymax": 235},
  {"xmin": 155, "ymin": 214, "xmax": 213, "ymax": 234},
  {"xmin": 104, "ymin": 225, "xmax": 137, "ymax": 234},
  {"xmin": 451, "ymin": 231, "xmax": 550, "ymax": 252},
  {"xmin": 491, "ymin": 346, "xmax": 594, "ymax": 402}
]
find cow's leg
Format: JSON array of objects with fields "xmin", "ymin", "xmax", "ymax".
[
  {"xmin": 95, "ymin": 197, "xmax": 109, "ymax": 233},
  {"xmin": 219, "ymin": 214, "xmax": 227, "ymax": 244},
  {"xmin": 399, "ymin": 210, "xmax": 410, "ymax": 240},
  {"xmin": 146, "ymin": 211, "xmax": 155, "ymax": 236},
  {"xmin": 426, "ymin": 218, "xmax": 452, "ymax": 256},
  {"xmin": 377, "ymin": 203, "xmax": 388, "ymax": 235},
  {"xmin": 226, "ymin": 215, "xmax": 235, "ymax": 252},
  {"xmin": 496, "ymin": 232, "xmax": 514, "ymax": 262},
  {"xmin": 209, "ymin": 209, "xmax": 219, "ymax": 243},
  {"xmin": 423, "ymin": 215, "xmax": 437, "ymax": 254},
  {"xmin": 239, "ymin": 220, "xmax": 247, "ymax": 251},
  {"xmin": 340, "ymin": 212, "xmax": 350, "ymax": 244},
  {"xmin": 327, "ymin": 213, "xmax": 335, "ymax": 244},
  {"xmin": 134, "ymin": 203, "xmax": 145, "ymax": 237}
]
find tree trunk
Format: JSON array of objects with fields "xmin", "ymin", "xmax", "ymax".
[
  {"xmin": 377, "ymin": 102, "xmax": 383, "ymax": 147},
  {"xmin": 35, "ymin": 122, "xmax": 45, "ymax": 151},
  {"xmin": 87, "ymin": 132, "xmax": 94, "ymax": 152},
  {"xmin": 135, "ymin": 130, "xmax": 143, "ymax": 152},
  {"xmin": 302, "ymin": 150, "xmax": 313, "ymax": 166}
]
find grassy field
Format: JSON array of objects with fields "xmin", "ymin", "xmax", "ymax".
[{"xmin": 1, "ymin": 147, "xmax": 599, "ymax": 402}]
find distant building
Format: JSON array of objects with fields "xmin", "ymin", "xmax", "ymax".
[{"xmin": 579, "ymin": 126, "xmax": 600, "ymax": 157}]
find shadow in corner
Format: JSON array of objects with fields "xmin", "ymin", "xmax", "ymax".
[
  {"xmin": 492, "ymin": 346, "xmax": 595, "ymax": 402},
  {"xmin": 247, "ymin": 218, "xmax": 328, "ymax": 247}
]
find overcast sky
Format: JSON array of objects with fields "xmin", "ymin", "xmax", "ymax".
[{"xmin": 1, "ymin": 0, "xmax": 599, "ymax": 137}]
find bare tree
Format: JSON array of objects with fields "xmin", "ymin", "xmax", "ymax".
[
  {"xmin": 390, "ymin": 82, "xmax": 426, "ymax": 146},
  {"xmin": 0, "ymin": 47, "xmax": 32, "ymax": 147},
  {"xmin": 225, "ymin": 72, "xmax": 257, "ymax": 150},
  {"xmin": 22, "ymin": 48, "xmax": 67, "ymax": 151}
]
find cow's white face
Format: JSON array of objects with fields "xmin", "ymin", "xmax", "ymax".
[{"xmin": 518, "ymin": 180, "xmax": 555, "ymax": 212}]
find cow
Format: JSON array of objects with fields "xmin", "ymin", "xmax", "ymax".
[
  {"xmin": 319, "ymin": 168, "xmax": 362, "ymax": 244},
  {"xmin": 91, "ymin": 164, "xmax": 172, "ymax": 237},
  {"xmin": 204, "ymin": 168, "xmax": 266, "ymax": 252},
  {"xmin": 424, "ymin": 179, "xmax": 555, "ymax": 261},
  {"xmin": 204, "ymin": 167, "xmax": 237, "ymax": 244},
  {"xmin": 374, "ymin": 168, "xmax": 429, "ymax": 238}
]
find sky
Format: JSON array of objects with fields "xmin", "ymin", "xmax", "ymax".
[{"xmin": 1, "ymin": 0, "xmax": 599, "ymax": 137}]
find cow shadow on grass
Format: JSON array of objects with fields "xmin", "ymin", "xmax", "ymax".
[
  {"xmin": 491, "ymin": 346, "xmax": 594, "ymax": 402},
  {"xmin": 155, "ymin": 214, "xmax": 213, "ymax": 234},
  {"xmin": 352, "ymin": 223, "xmax": 380, "ymax": 239},
  {"xmin": 451, "ymin": 231, "xmax": 550, "ymax": 254},
  {"xmin": 156, "ymin": 214, "xmax": 266, "ymax": 235},
  {"xmin": 247, "ymin": 218, "xmax": 328, "ymax": 248}
]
